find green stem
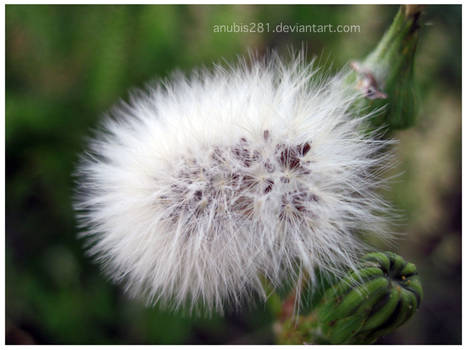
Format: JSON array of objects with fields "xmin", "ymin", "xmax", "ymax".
[{"xmin": 349, "ymin": 5, "xmax": 424, "ymax": 130}]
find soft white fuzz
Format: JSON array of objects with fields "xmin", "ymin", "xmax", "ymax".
[{"xmin": 74, "ymin": 53, "xmax": 395, "ymax": 314}]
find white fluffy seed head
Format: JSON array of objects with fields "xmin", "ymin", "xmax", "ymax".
[{"xmin": 74, "ymin": 52, "xmax": 396, "ymax": 315}]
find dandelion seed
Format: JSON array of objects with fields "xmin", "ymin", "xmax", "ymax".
[{"xmin": 74, "ymin": 52, "xmax": 395, "ymax": 314}]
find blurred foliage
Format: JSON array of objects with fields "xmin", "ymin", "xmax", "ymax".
[{"xmin": 6, "ymin": 5, "xmax": 461, "ymax": 344}]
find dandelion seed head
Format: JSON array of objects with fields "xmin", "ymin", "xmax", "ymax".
[{"xmin": 74, "ymin": 52, "xmax": 395, "ymax": 314}]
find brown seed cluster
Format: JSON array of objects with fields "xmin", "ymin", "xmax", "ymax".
[{"xmin": 161, "ymin": 130, "xmax": 319, "ymax": 223}]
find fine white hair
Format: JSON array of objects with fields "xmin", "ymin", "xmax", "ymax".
[{"xmin": 74, "ymin": 52, "xmax": 395, "ymax": 315}]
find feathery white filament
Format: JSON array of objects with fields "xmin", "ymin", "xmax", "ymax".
[{"xmin": 74, "ymin": 53, "xmax": 394, "ymax": 314}]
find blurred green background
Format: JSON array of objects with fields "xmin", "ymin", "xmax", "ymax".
[{"xmin": 6, "ymin": 5, "xmax": 461, "ymax": 344}]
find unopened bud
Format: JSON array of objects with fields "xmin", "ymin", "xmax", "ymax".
[{"xmin": 315, "ymin": 251, "xmax": 423, "ymax": 344}]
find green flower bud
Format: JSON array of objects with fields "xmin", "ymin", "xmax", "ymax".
[
  {"xmin": 349, "ymin": 6, "xmax": 423, "ymax": 130},
  {"xmin": 314, "ymin": 251, "xmax": 423, "ymax": 344}
]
